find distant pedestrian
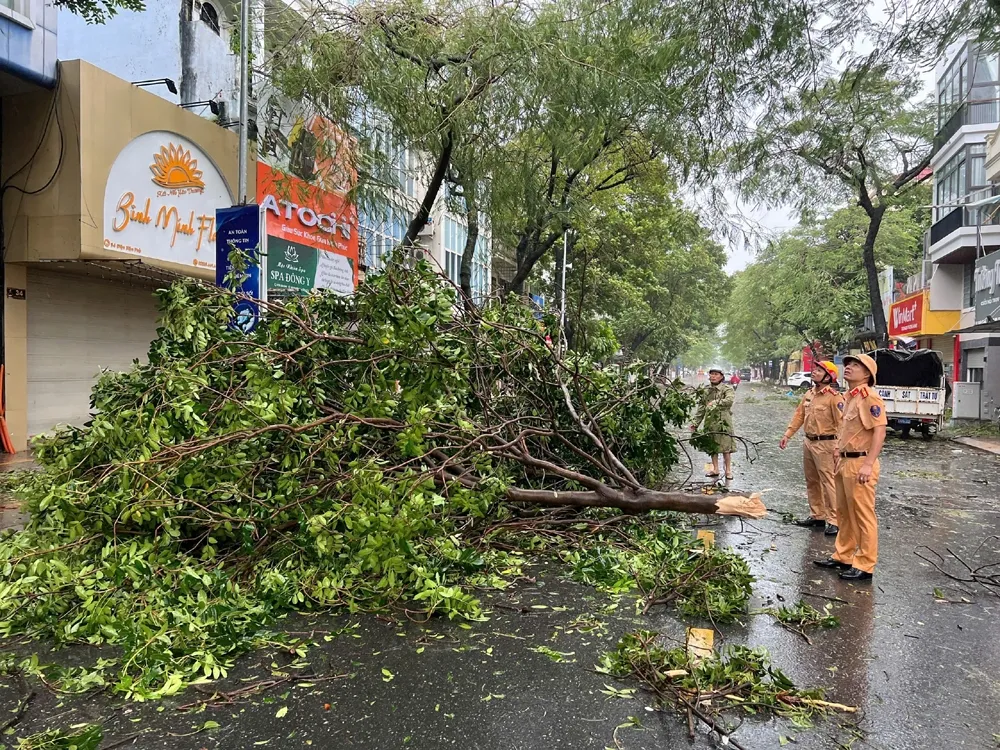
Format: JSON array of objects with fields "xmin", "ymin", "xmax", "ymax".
[
  {"xmin": 691, "ymin": 367, "xmax": 735, "ymax": 481},
  {"xmin": 780, "ymin": 361, "xmax": 844, "ymax": 536},
  {"xmin": 814, "ymin": 353, "xmax": 886, "ymax": 582}
]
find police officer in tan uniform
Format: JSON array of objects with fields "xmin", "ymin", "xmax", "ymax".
[
  {"xmin": 780, "ymin": 361, "xmax": 844, "ymax": 536},
  {"xmin": 814, "ymin": 353, "xmax": 887, "ymax": 581}
]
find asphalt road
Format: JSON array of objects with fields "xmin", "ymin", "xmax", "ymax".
[{"xmin": 4, "ymin": 382, "xmax": 1000, "ymax": 749}]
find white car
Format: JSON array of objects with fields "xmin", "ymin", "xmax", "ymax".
[{"xmin": 787, "ymin": 371, "xmax": 812, "ymax": 388}]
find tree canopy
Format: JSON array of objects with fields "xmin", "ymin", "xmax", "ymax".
[
  {"xmin": 562, "ymin": 165, "xmax": 729, "ymax": 362},
  {"xmin": 731, "ymin": 61, "xmax": 934, "ymax": 347},
  {"xmin": 723, "ymin": 184, "xmax": 930, "ymax": 365}
]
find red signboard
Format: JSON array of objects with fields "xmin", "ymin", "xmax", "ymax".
[
  {"xmin": 889, "ymin": 291, "xmax": 923, "ymax": 336},
  {"xmin": 257, "ymin": 163, "xmax": 359, "ymax": 293},
  {"xmin": 802, "ymin": 347, "xmax": 814, "ymax": 373}
]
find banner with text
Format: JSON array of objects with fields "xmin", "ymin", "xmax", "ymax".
[
  {"xmin": 257, "ymin": 163, "xmax": 359, "ymax": 295},
  {"xmin": 216, "ymin": 205, "xmax": 264, "ymax": 333}
]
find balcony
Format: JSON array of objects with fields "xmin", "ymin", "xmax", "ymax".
[{"xmin": 935, "ymin": 99, "xmax": 1000, "ymax": 152}]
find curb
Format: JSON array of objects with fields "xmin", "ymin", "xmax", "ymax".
[{"xmin": 951, "ymin": 436, "xmax": 1000, "ymax": 456}]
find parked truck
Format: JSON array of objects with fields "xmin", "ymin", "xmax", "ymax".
[{"xmin": 871, "ymin": 349, "xmax": 948, "ymax": 440}]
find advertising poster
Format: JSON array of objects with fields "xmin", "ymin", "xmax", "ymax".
[
  {"xmin": 216, "ymin": 205, "xmax": 264, "ymax": 333},
  {"xmin": 257, "ymin": 163, "xmax": 359, "ymax": 295}
]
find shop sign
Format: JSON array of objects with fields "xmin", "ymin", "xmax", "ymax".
[
  {"xmin": 257, "ymin": 163, "xmax": 358, "ymax": 294},
  {"xmin": 104, "ymin": 131, "xmax": 233, "ymax": 270},
  {"xmin": 889, "ymin": 292, "xmax": 923, "ymax": 336},
  {"xmin": 974, "ymin": 250, "xmax": 1000, "ymax": 324}
]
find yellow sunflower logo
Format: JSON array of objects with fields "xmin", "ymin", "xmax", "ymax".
[{"xmin": 149, "ymin": 143, "xmax": 205, "ymax": 190}]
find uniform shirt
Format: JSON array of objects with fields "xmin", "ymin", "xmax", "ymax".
[
  {"xmin": 838, "ymin": 386, "xmax": 888, "ymax": 454},
  {"xmin": 784, "ymin": 386, "xmax": 845, "ymax": 439}
]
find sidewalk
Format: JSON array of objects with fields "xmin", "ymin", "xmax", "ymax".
[{"xmin": 952, "ymin": 435, "xmax": 1000, "ymax": 456}]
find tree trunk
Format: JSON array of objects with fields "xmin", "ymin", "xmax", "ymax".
[
  {"xmin": 505, "ymin": 487, "xmax": 766, "ymax": 518},
  {"xmin": 861, "ymin": 206, "xmax": 888, "ymax": 348},
  {"xmin": 507, "ymin": 226, "xmax": 566, "ymax": 295},
  {"xmin": 458, "ymin": 179, "xmax": 479, "ymax": 310},
  {"xmin": 403, "ymin": 128, "xmax": 454, "ymax": 249}
]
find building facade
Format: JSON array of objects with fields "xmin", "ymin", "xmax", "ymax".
[
  {"xmin": 0, "ymin": 4, "xmax": 493, "ymax": 448},
  {"xmin": 921, "ymin": 40, "xmax": 1000, "ymax": 419},
  {"xmin": 3, "ymin": 60, "xmax": 251, "ymax": 449}
]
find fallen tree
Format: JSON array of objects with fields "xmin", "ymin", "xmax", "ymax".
[{"xmin": 0, "ymin": 257, "xmax": 763, "ymax": 698}]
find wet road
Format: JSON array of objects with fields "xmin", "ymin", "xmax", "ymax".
[{"xmin": 4, "ymin": 382, "xmax": 1000, "ymax": 749}]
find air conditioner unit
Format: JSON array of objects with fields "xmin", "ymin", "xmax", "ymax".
[{"xmin": 417, "ymin": 219, "xmax": 435, "ymax": 237}]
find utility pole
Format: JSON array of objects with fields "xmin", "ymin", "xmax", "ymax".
[
  {"xmin": 559, "ymin": 230, "xmax": 572, "ymax": 354},
  {"xmin": 237, "ymin": 0, "xmax": 250, "ymax": 203}
]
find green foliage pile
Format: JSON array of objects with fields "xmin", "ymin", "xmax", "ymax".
[
  {"xmin": 600, "ymin": 630, "xmax": 839, "ymax": 723},
  {"xmin": 0, "ymin": 260, "xmax": 702, "ymax": 699},
  {"xmin": 560, "ymin": 518, "xmax": 753, "ymax": 623},
  {"xmin": 10, "ymin": 725, "xmax": 102, "ymax": 750},
  {"xmin": 768, "ymin": 600, "xmax": 840, "ymax": 629}
]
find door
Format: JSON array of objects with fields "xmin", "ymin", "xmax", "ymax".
[{"xmin": 27, "ymin": 268, "xmax": 160, "ymax": 436}]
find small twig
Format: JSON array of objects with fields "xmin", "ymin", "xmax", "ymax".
[
  {"xmin": 0, "ymin": 690, "xmax": 35, "ymax": 732},
  {"xmin": 103, "ymin": 732, "xmax": 146, "ymax": 749},
  {"xmin": 800, "ymin": 590, "xmax": 848, "ymax": 605}
]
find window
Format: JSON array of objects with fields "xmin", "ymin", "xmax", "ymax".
[
  {"xmin": 361, "ymin": 205, "xmax": 406, "ymax": 273},
  {"xmin": 199, "ymin": 2, "xmax": 220, "ymax": 35},
  {"xmin": 0, "ymin": 0, "xmax": 31, "ymax": 25},
  {"xmin": 967, "ymin": 367, "xmax": 984, "ymax": 383},
  {"xmin": 963, "ymin": 261, "xmax": 976, "ymax": 308},
  {"xmin": 443, "ymin": 216, "xmax": 491, "ymax": 302},
  {"xmin": 443, "ymin": 217, "xmax": 464, "ymax": 286}
]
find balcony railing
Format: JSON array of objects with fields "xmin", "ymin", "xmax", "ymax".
[
  {"xmin": 930, "ymin": 186, "xmax": 1000, "ymax": 247},
  {"xmin": 934, "ymin": 99, "xmax": 1000, "ymax": 151}
]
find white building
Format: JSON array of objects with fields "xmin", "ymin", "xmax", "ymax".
[{"xmin": 924, "ymin": 40, "xmax": 1000, "ymax": 419}]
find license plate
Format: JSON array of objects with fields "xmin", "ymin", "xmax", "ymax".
[{"xmin": 896, "ymin": 418, "xmax": 912, "ymax": 425}]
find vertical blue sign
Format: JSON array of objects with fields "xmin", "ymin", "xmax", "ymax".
[{"xmin": 216, "ymin": 205, "xmax": 262, "ymax": 333}]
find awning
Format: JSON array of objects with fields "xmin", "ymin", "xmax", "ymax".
[{"xmin": 954, "ymin": 320, "xmax": 1000, "ymax": 334}]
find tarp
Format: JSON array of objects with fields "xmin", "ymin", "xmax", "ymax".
[{"xmin": 871, "ymin": 349, "xmax": 944, "ymax": 389}]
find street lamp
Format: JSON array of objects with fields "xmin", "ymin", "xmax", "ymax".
[
  {"xmin": 132, "ymin": 78, "xmax": 177, "ymax": 95},
  {"xmin": 180, "ymin": 100, "xmax": 222, "ymax": 116}
]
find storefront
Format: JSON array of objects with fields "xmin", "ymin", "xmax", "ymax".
[
  {"xmin": 2, "ymin": 60, "xmax": 249, "ymax": 449},
  {"xmin": 953, "ymin": 250, "xmax": 1000, "ymax": 420},
  {"xmin": 887, "ymin": 290, "xmax": 960, "ymax": 378}
]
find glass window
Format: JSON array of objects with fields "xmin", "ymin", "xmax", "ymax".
[
  {"xmin": 975, "ymin": 52, "xmax": 999, "ymax": 85},
  {"xmin": 0, "ymin": 1, "xmax": 29, "ymax": 16}
]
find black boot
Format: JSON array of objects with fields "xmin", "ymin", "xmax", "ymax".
[
  {"xmin": 813, "ymin": 558, "xmax": 850, "ymax": 570},
  {"xmin": 824, "ymin": 523, "xmax": 839, "ymax": 536},
  {"xmin": 839, "ymin": 567, "xmax": 873, "ymax": 581},
  {"xmin": 795, "ymin": 518, "xmax": 825, "ymax": 528}
]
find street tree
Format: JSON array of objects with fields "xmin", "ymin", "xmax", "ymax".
[
  {"xmin": 562, "ymin": 167, "xmax": 729, "ymax": 362},
  {"xmin": 723, "ymin": 185, "xmax": 930, "ymax": 363},
  {"xmin": 733, "ymin": 63, "xmax": 934, "ymax": 348},
  {"xmin": 271, "ymin": 0, "xmax": 886, "ymax": 298}
]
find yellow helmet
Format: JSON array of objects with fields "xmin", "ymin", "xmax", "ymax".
[{"xmin": 815, "ymin": 360, "xmax": 839, "ymax": 382}]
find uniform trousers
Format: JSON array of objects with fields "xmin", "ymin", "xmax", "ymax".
[
  {"xmin": 833, "ymin": 456, "xmax": 880, "ymax": 573},
  {"xmin": 802, "ymin": 439, "xmax": 838, "ymax": 524}
]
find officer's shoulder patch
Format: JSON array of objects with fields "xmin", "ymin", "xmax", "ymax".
[
  {"xmin": 859, "ymin": 387, "xmax": 869, "ymax": 398},
  {"xmin": 870, "ymin": 405, "xmax": 882, "ymax": 418},
  {"xmin": 837, "ymin": 401, "xmax": 845, "ymax": 411}
]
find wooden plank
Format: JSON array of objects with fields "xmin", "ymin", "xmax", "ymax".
[{"xmin": 686, "ymin": 627, "xmax": 714, "ymax": 662}]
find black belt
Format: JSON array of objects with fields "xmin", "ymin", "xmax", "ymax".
[
  {"xmin": 806, "ymin": 434, "xmax": 837, "ymax": 441},
  {"xmin": 840, "ymin": 451, "xmax": 868, "ymax": 458}
]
